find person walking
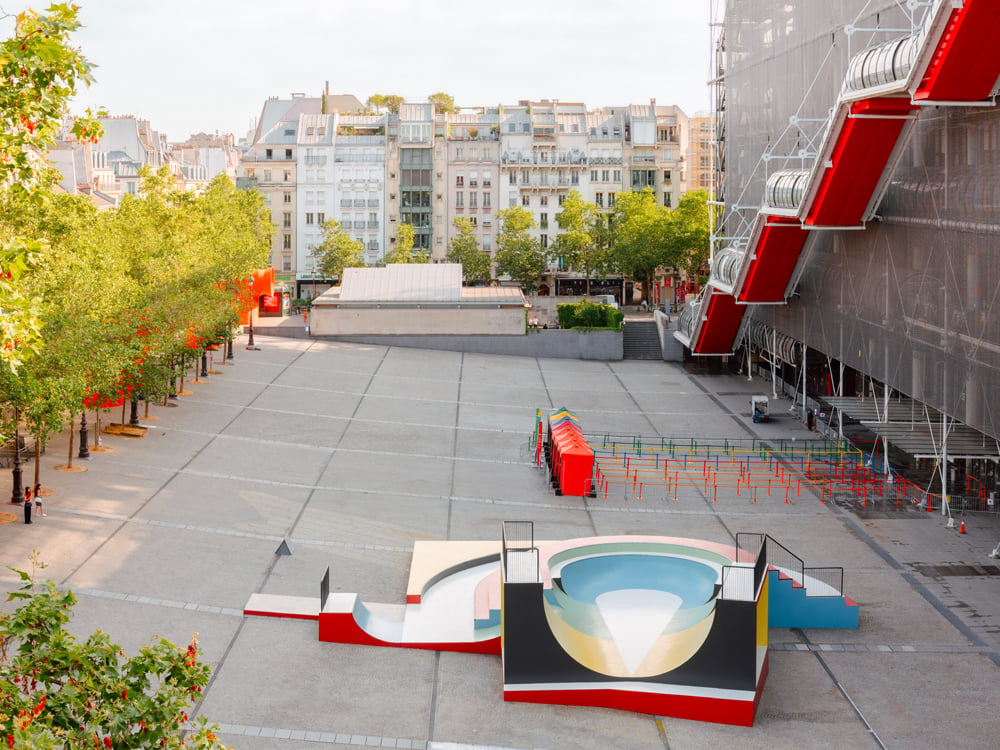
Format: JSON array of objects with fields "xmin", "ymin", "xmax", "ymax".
[{"xmin": 34, "ymin": 483, "xmax": 44, "ymax": 516}]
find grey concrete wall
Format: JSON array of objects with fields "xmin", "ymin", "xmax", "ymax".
[
  {"xmin": 655, "ymin": 310, "xmax": 685, "ymax": 362},
  {"xmin": 309, "ymin": 329, "xmax": 623, "ymax": 360}
]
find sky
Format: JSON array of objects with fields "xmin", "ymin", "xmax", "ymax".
[{"xmin": 12, "ymin": 0, "xmax": 715, "ymax": 142}]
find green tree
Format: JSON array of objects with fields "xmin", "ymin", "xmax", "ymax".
[
  {"xmin": 495, "ymin": 207, "xmax": 546, "ymax": 291},
  {"xmin": 384, "ymin": 223, "xmax": 427, "ymax": 264},
  {"xmin": 446, "ymin": 217, "xmax": 491, "ymax": 284},
  {"xmin": 428, "ymin": 92, "xmax": 459, "ymax": 114},
  {"xmin": 552, "ymin": 190, "xmax": 609, "ymax": 296},
  {"xmin": 311, "ymin": 219, "xmax": 363, "ymax": 282},
  {"xmin": 0, "ymin": 4, "xmax": 103, "ymax": 376},
  {"xmin": 365, "ymin": 94, "xmax": 403, "ymax": 115},
  {"xmin": 609, "ymin": 188, "xmax": 677, "ymax": 303},
  {"xmin": 0, "ymin": 559, "xmax": 227, "ymax": 749},
  {"xmin": 668, "ymin": 189, "xmax": 711, "ymax": 279}
]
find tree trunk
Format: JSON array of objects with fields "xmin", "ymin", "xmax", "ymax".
[
  {"xmin": 33, "ymin": 436, "xmax": 40, "ymax": 489},
  {"xmin": 66, "ymin": 418, "xmax": 74, "ymax": 469}
]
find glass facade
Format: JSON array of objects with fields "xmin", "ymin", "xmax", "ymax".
[{"xmin": 400, "ymin": 148, "xmax": 432, "ymax": 250}]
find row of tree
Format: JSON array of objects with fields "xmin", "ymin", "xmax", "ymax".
[
  {"xmin": 364, "ymin": 92, "xmax": 459, "ymax": 115},
  {"xmin": 310, "ymin": 188, "xmax": 710, "ymax": 300},
  {"xmin": 1, "ymin": 7, "xmax": 268, "ymax": 747}
]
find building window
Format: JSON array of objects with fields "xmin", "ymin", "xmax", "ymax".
[
  {"xmin": 283, "ymin": 170, "xmax": 291, "ymax": 182},
  {"xmin": 285, "ymin": 149, "xmax": 293, "ymax": 159},
  {"xmin": 509, "ymin": 171, "xmax": 516, "ymax": 185},
  {"xmin": 595, "ymin": 192, "xmax": 604, "ymax": 207},
  {"xmin": 539, "ymin": 212, "xmax": 548, "ymax": 229},
  {"xmin": 664, "ymin": 170, "xmax": 672, "ymax": 182},
  {"xmin": 483, "ymin": 235, "xmax": 491, "ymax": 250},
  {"xmin": 558, "ymin": 194, "xmax": 566, "ymax": 206},
  {"xmin": 608, "ymin": 192, "xmax": 616, "ymax": 208},
  {"xmin": 317, "ymin": 212, "xmax": 325, "ymax": 224},
  {"xmin": 306, "ymin": 213, "xmax": 314, "ymax": 225},
  {"xmin": 483, "ymin": 192, "xmax": 491, "ymax": 208},
  {"xmin": 522, "ymin": 195, "xmax": 530, "ymax": 207},
  {"xmin": 663, "ymin": 193, "xmax": 671, "ymax": 207},
  {"xmin": 483, "ymin": 170, "xmax": 492, "ymax": 187},
  {"xmin": 469, "ymin": 192, "xmax": 478, "ymax": 208},
  {"xmin": 282, "ymin": 234, "xmax": 291, "ymax": 249},
  {"xmin": 456, "ymin": 148, "xmax": 464, "ymax": 159},
  {"xmin": 263, "ymin": 170, "xmax": 272, "ymax": 182},
  {"xmin": 540, "ymin": 196, "xmax": 548, "ymax": 206},
  {"xmin": 614, "ymin": 170, "xmax": 621, "ymax": 181},
  {"xmin": 590, "ymin": 169, "xmax": 598, "ymax": 181},
  {"xmin": 456, "ymin": 192, "xmax": 464, "ymax": 207},
  {"xmin": 265, "ymin": 149, "xmax": 273, "ymax": 159},
  {"xmin": 456, "ymin": 175, "xmax": 464, "ymax": 187},
  {"xmin": 470, "ymin": 216, "xmax": 477, "ymax": 226},
  {"xmin": 283, "ymin": 212, "xmax": 291, "ymax": 228},
  {"xmin": 602, "ymin": 170, "xmax": 609, "ymax": 182},
  {"xmin": 470, "ymin": 171, "xmax": 478, "ymax": 187},
  {"xmin": 540, "ymin": 234, "xmax": 548, "ymax": 248},
  {"xmin": 283, "ymin": 192, "xmax": 291, "ymax": 203}
]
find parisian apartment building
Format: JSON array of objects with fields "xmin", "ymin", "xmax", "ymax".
[
  {"xmin": 236, "ymin": 94, "xmax": 697, "ymax": 299},
  {"xmin": 46, "ymin": 96, "xmax": 701, "ymax": 300}
]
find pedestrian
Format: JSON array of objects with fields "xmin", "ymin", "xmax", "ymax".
[
  {"xmin": 23, "ymin": 486, "xmax": 31, "ymax": 524},
  {"xmin": 34, "ymin": 483, "xmax": 44, "ymax": 516}
]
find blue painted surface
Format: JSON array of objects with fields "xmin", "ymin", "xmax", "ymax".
[
  {"xmin": 559, "ymin": 555, "xmax": 718, "ymax": 607},
  {"xmin": 767, "ymin": 571, "xmax": 859, "ymax": 629}
]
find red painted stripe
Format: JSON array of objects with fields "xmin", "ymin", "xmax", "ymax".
[{"xmin": 243, "ymin": 609, "xmax": 319, "ymax": 621}]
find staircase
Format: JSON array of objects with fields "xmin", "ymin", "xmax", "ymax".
[{"xmin": 622, "ymin": 320, "xmax": 661, "ymax": 360}]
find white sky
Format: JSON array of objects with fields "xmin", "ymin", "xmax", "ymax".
[{"xmin": 16, "ymin": 0, "xmax": 714, "ymax": 142}]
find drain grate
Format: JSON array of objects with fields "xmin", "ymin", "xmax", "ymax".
[{"xmin": 911, "ymin": 563, "xmax": 1000, "ymax": 578}]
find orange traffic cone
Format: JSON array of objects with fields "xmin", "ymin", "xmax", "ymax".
[{"xmin": 958, "ymin": 519, "xmax": 966, "ymax": 534}]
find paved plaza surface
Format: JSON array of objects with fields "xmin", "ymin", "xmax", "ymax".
[{"xmin": 2, "ymin": 334, "xmax": 999, "ymax": 750}]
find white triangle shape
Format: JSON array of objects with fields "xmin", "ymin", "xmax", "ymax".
[{"xmin": 595, "ymin": 589, "xmax": 682, "ymax": 676}]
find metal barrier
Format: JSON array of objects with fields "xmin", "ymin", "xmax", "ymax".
[
  {"xmin": 501, "ymin": 521, "xmax": 539, "ymax": 583},
  {"xmin": 720, "ymin": 565, "xmax": 756, "ymax": 601},
  {"xmin": 803, "ymin": 567, "xmax": 844, "ymax": 597}
]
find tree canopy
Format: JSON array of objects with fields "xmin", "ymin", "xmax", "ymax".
[
  {"xmin": 383, "ymin": 223, "xmax": 427, "ymax": 264},
  {"xmin": 446, "ymin": 217, "xmax": 491, "ymax": 284},
  {"xmin": 310, "ymin": 219, "xmax": 364, "ymax": 282},
  {"xmin": 0, "ymin": 559, "xmax": 227, "ymax": 749},
  {"xmin": 427, "ymin": 92, "xmax": 459, "ymax": 114},
  {"xmin": 365, "ymin": 94, "xmax": 404, "ymax": 115},
  {"xmin": 494, "ymin": 207, "xmax": 547, "ymax": 291},
  {"xmin": 608, "ymin": 188, "xmax": 677, "ymax": 303},
  {"xmin": 552, "ymin": 190, "xmax": 609, "ymax": 295}
]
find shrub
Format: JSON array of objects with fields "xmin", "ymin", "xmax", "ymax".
[{"xmin": 556, "ymin": 300, "xmax": 624, "ymax": 330}]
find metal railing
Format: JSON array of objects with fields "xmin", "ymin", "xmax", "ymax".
[
  {"xmin": 501, "ymin": 521, "xmax": 539, "ymax": 583},
  {"xmin": 721, "ymin": 565, "xmax": 756, "ymax": 601}
]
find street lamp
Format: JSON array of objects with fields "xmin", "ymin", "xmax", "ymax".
[
  {"xmin": 246, "ymin": 274, "xmax": 257, "ymax": 350},
  {"xmin": 8, "ymin": 408, "xmax": 24, "ymax": 505}
]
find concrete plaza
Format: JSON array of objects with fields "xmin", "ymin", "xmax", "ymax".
[{"xmin": 2, "ymin": 334, "xmax": 998, "ymax": 749}]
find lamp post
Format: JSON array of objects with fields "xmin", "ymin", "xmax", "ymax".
[
  {"xmin": 246, "ymin": 274, "xmax": 257, "ymax": 350},
  {"xmin": 9, "ymin": 408, "xmax": 24, "ymax": 505},
  {"xmin": 78, "ymin": 412, "xmax": 90, "ymax": 459}
]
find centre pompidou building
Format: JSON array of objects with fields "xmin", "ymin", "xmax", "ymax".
[{"xmin": 677, "ymin": 1, "xmax": 1000, "ymax": 501}]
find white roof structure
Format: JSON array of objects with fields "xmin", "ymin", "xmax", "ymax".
[{"xmin": 339, "ymin": 264, "xmax": 463, "ymax": 302}]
